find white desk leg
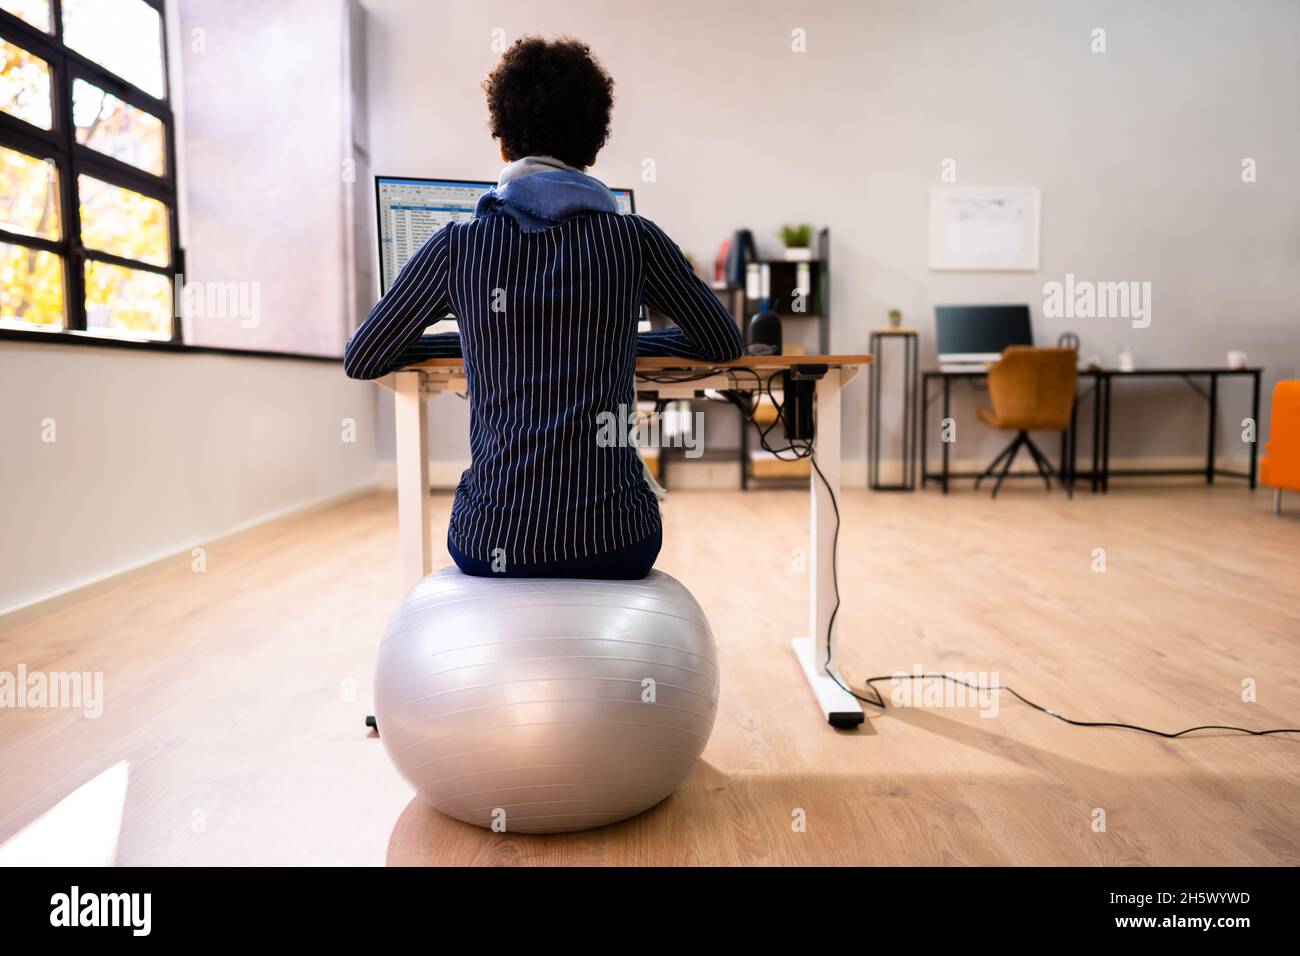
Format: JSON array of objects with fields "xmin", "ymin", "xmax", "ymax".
[
  {"xmin": 792, "ymin": 367, "xmax": 865, "ymax": 728},
  {"xmin": 394, "ymin": 371, "xmax": 432, "ymax": 591}
]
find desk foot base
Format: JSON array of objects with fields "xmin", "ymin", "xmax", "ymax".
[{"xmin": 791, "ymin": 636, "xmax": 865, "ymax": 728}]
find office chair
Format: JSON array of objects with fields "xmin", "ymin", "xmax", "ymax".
[{"xmin": 975, "ymin": 347, "xmax": 1078, "ymax": 498}]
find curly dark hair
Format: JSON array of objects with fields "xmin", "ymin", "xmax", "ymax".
[{"xmin": 483, "ymin": 36, "xmax": 614, "ymax": 169}]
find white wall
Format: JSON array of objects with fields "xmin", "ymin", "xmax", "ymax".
[
  {"xmin": 177, "ymin": 0, "xmax": 360, "ymax": 357},
  {"xmin": 0, "ymin": 343, "xmax": 377, "ymax": 614},
  {"xmin": 359, "ymin": 0, "xmax": 1299, "ymax": 473}
]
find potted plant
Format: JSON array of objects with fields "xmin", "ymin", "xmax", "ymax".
[{"xmin": 780, "ymin": 223, "xmax": 814, "ymax": 261}]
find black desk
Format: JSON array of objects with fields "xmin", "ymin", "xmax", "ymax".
[
  {"xmin": 1094, "ymin": 367, "xmax": 1263, "ymax": 491},
  {"xmin": 920, "ymin": 369, "xmax": 1101, "ymax": 494},
  {"xmin": 920, "ymin": 366, "xmax": 1263, "ymax": 494}
]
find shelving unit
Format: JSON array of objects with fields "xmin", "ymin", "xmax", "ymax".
[
  {"xmin": 643, "ymin": 284, "xmax": 745, "ymax": 489},
  {"xmin": 867, "ymin": 327, "xmax": 919, "ymax": 490},
  {"xmin": 645, "ymin": 228, "xmax": 832, "ymax": 491},
  {"xmin": 737, "ymin": 227, "xmax": 830, "ymax": 489}
]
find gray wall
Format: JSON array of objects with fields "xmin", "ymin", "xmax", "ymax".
[{"xmin": 358, "ymin": 0, "xmax": 1299, "ymax": 471}]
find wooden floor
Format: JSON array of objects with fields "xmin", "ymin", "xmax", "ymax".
[{"xmin": 2, "ymin": 482, "xmax": 1298, "ymax": 866}]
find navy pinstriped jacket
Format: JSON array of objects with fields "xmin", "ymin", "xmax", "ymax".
[{"xmin": 344, "ymin": 199, "xmax": 743, "ymax": 566}]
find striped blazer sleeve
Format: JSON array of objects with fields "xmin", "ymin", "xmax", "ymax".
[
  {"xmin": 634, "ymin": 217, "xmax": 745, "ymax": 362},
  {"xmin": 343, "ymin": 224, "xmax": 460, "ymax": 380}
]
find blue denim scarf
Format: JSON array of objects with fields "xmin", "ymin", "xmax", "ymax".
[{"xmin": 475, "ymin": 158, "xmax": 618, "ymax": 232}]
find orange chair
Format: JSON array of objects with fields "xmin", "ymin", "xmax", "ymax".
[
  {"xmin": 975, "ymin": 347, "xmax": 1078, "ymax": 498},
  {"xmin": 1261, "ymin": 380, "xmax": 1300, "ymax": 515}
]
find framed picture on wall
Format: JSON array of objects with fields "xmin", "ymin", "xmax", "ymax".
[{"xmin": 929, "ymin": 186, "xmax": 1041, "ymax": 271}]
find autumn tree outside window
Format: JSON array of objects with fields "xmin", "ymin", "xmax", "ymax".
[{"xmin": 1, "ymin": 0, "xmax": 182, "ymax": 341}]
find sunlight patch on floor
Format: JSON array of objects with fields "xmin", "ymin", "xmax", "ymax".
[{"xmin": 0, "ymin": 761, "xmax": 129, "ymax": 867}]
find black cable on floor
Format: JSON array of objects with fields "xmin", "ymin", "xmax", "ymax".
[
  {"xmin": 788, "ymin": 382, "xmax": 1300, "ymax": 740},
  {"xmin": 858, "ymin": 672, "xmax": 1300, "ymax": 738}
]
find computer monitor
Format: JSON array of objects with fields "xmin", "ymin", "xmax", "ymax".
[
  {"xmin": 610, "ymin": 187, "xmax": 634, "ymax": 216},
  {"xmin": 374, "ymin": 175, "xmax": 636, "ymax": 294},
  {"xmin": 935, "ymin": 304, "xmax": 1033, "ymax": 367}
]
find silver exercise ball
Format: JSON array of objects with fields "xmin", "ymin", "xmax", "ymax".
[{"xmin": 374, "ymin": 568, "xmax": 720, "ymax": 834}]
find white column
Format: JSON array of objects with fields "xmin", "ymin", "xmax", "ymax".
[
  {"xmin": 791, "ymin": 367, "xmax": 863, "ymax": 727},
  {"xmin": 394, "ymin": 371, "xmax": 431, "ymax": 590},
  {"xmin": 809, "ymin": 367, "xmax": 843, "ymax": 673}
]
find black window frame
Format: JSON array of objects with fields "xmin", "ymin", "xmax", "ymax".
[{"xmin": 0, "ymin": 0, "xmax": 184, "ymax": 342}]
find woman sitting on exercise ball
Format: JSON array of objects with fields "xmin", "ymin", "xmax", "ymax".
[{"xmin": 344, "ymin": 36, "xmax": 743, "ymax": 579}]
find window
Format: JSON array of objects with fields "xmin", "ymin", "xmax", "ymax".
[{"xmin": 0, "ymin": 0, "xmax": 180, "ymax": 340}]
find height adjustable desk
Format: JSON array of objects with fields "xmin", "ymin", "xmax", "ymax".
[{"xmin": 379, "ymin": 354, "xmax": 873, "ymax": 728}]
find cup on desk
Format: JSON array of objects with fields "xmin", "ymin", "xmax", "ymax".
[
  {"xmin": 1227, "ymin": 350, "xmax": 1248, "ymax": 370},
  {"xmin": 1117, "ymin": 347, "xmax": 1136, "ymax": 372}
]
